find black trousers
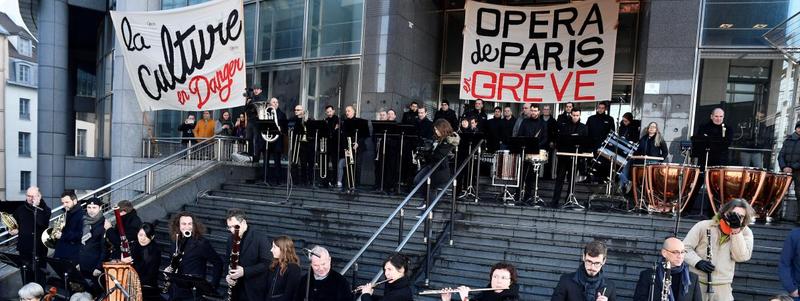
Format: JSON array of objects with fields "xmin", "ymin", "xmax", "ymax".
[{"xmin": 552, "ymin": 156, "xmax": 577, "ymax": 207}]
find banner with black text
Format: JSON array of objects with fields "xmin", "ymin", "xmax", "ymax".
[
  {"xmin": 110, "ymin": 0, "xmax": 246, "ymax": 111},
  {"xmin": 460, "ymin": 0, "xmax": 618, "ymax": 103}
]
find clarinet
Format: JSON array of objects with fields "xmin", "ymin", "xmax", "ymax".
[
  {"xmin": 112, "ymin": 206, "xmax": 132, "ymax": 259},
  {"xmin": 706, "ymin": 228, "xmax": 714, "ymax": 293},
  {"xmin": 163, "ymin": 231, "xmax": 191, "ymax": 293},
  {"xmin": 661, "ymin": 261, "xmax": 672, "ymax": 301},
  {"xmin": 227, "ymin": 225, "xmax": 241, "ymax": 301}
]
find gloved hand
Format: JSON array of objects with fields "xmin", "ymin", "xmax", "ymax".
[
  {"xmin": 723, "ymin": 211, "xmax": 743, "ymax": 229},
  {"xmin": 695, "ymin": 260, "xmax": 715, "ymax": 273}
]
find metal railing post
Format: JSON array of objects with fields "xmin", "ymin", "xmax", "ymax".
[
  {"xmin": 450, "ymin": 179, "xmax": 456, "ymax": 245},
  {"xmin": 145, "ymin": 170, "xmax": 154, "ymax": 195},
  {"xmin": 423, "ymin": 177, "xmax": 431, "ymax": 243},
  {"xmin": 216, "ymin": 139, "xmax": 222, "ymax": 161},
  {"xmin": 398, "ymin": 208, "xmax": 404, "ymax": 245}
]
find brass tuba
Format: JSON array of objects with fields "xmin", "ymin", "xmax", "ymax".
[
  {"xmin": 1, "ymin": 212, "xmax": 17, "ymax": 231},
  {"xmin": 42, "ymin": 213, "xmax": 66, "ymax": 249},
  {"xmin": 254, "ymin": 101, "xmax": 281, "ymax": 142}
]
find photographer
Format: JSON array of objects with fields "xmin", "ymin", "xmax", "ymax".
[{"xmin": 177, "ymin": 113, "xmax": 196, "ymax": 148}]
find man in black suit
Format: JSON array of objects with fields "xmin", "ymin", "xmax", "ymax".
[
  {"xmin": 633, "ymin": 237, "xmax": 702, "ymax": 301},
  {"xmin": 265, "ymin": 97, "xmax": 288, "ymax": 185},
  {"xmin": 225, "ymin": 209, "xmax": 271, "ymax": 301},
  {"xmin": 165, "ymin": 211, "xmax": 224, "ymax": 301},
  {"xmin": 10, "ymin": 186, "xmax": 51, "ymax": 285},
  {"xmin": 53, "ymin": 190, "xmax": 83, "ymax": 265},
  {"xmin": 417, "ymin": 106, "xmax": 433, "ymax": 140},
  {"xmin": 402, "ymin": 101, "xmax": 419, "ymax": 125},
  {"xmin": 551, "ymin": 240, "xmax": 617, "ymax": 301},
  {"xmin": 434, "ymin": 100, "xmax": 458, "ymax": 130}
]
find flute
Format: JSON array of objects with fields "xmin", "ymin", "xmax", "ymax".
[
  {"xmin": 418, "ymin": 287, "xmax": 505, "ymax": 295},
  {"xmin": 352, "ymin": 279, "xmax": 390, "ymax": 293}
]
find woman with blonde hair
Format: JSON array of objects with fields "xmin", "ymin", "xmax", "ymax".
[
  {"xmin": 618, "ymin": 122, "xmax": 669, "ymax": 192},
  {"xmin": 268, "ymin": 235, "xmax": 301, "ymax": 301}
]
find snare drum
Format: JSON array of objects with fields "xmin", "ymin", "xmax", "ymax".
[
  {"xmin": 493, "ymin": 150, "xmax": 520, "ymax": 181},
  {"xmin": 525, "ymin": 150, "xmax": 549, "ymax": 163},
  {"xmin": 705, "ymin": 166, "xmax": 767, "ymax": 214}
]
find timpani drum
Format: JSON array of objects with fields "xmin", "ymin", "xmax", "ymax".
[
  {"xmin": 631, "ymin": 164, "xmax": 647, "ymax": 206},
  {"xmin": 647, "ymin": 163, "xmax": 700, "ymax": 214},
  {"xmin": 705, "ymin": 166, "xmax": 766, "ymax": 214},
  {"xmin": 493, "ymin": 150, "xmax": 520, "ymax": 181},
  {"xmin": 752, "ymin": 171, "xmax": 792, "ymax": 221}
]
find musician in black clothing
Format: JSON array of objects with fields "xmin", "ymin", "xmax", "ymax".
[
  {"xmin": 322, "ymin": 105, "xmax": 340, "ymax": 187},
  {"xmin": 633, "ymin": 237, "xmax": 702, "ymax": 301},
  {"xmin": 618, "ymin": 122, "xmax": 669, "ymax": 192},
  {"xmin": 10, "ymin": 186, "xmax": 51, "ymax": 285},
  {"xmin": 462, "ymin": 99, "xmax": 488, "ymax": 132},
  {"xmin": 269, "ymin": 235, "xmax": 302, "ymax": 301},
  {"xmin": 79, "ymin": 198, "xmax": 107, "ymax": 291},
  {"xmin": 434, "ymin": 100, "xmax": 459, "ymax": 130},
  {"xmin": 551, "ymin": 240, "xmax": 617, "ymax": 301},
  {"xmin": 542, "ymin": 105, "xmax": 558, "ymax": 179},
  {"xmin": 130, "ymin": 223, "xmax": 163, "ymax": 300},
  {"xmin": 401, "ymin": 101, "xmax": 419, "ymax": 125},
  {"xmin": 551, "ymin": 109, "xmax": 588, "ymax": 208},
  {"xmin": 53, "ymin": 190, "xmax": 83, "ymax": 265},
  {"xmin": 617, "ymin": 113, "xmax": 639, "ymax": 143},
  {"xmin": 694, "ymin": 108, "xmax": 732, "ymax": 167},
  {"xmin": 586, "ymin": 102, "xmax": 615, "ymax": 182},
  {"xmin": 417, "ymin": 107, "xmax": 434, "ymax": 140},
  {"xmin": 412, "ymin": 119, "xmax": 459, "ymax": 205},
  {"xmin": 337, "ymin": 106, "xmax": 369, "ymax": 189},
  {"xmin": 165, "ymin": 211, "xmax": 224, "ymax": 301},
  {"xmin": 294, "ymin": 246, "xmax": 353, "ymax": 301},
  {"xmin": 265, "ymin": 97, "xmax": 289, "ymax": 185},
  {"xmin": 374, "ymin": 116, "xmax": 401, "ymax": 194},
  {"xmin": 556, "ymin": 102, "xmax": 574, "ymax": 124},
  {"xmin": 225, "ymin": 209, "xmax": 271, "ymax": 301},
  {"xmin": 245, "ymin": 86, "xmax": 266, "ymax": 159},
  {"xmin": 440, "ymin": 262, "xmax": 520, "ymax": 301},
  {"xmin": 517, "ymin": 105, "xmax": 549, "ymax": 203},
  {"xmin": 499, "ymin": 106, "xmax": 516, "ymax": 148},
  {"xmin": 289, "ymin": 105, "xmax": 314, "ymax": 186},
  {"xmin": 358, "ymin": 253, "xmax": 413, "ymax": 301},
  {"xmin": 177, "ymin": 114, "xmax": 196, "ymax": 148},
  {"xmin": 105, "ymin": 200, "xmax": 142, "ymax": 261},
  {"xmin": 485, "ymin": 107, "xmax": 503, "ymax": 151}
]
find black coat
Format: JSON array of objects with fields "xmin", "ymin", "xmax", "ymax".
[
  {"xmin": 518, "ymin": 117, "xmax": 549, "ymax": 148},
  {"xmin": 228, "ymin": 229, "xmax": 272, "ymax": 301},
  {"xmin": 618, "ymin": 122, "xmax": 639, "ymax": 144},
  {"xmin": 402, "ymin": 111, "xmax": 418, "ymax": 125},
  {"xmin": 360, "ymin": 276, "xmax": 413, "ymax": 301},
  {"xmin": 633, "ymin": 267, "xmax": 702, "ymax": 301},
  {"xmin": 550, "ymin": 271, "xmax": 617, "ymax": 301},
  {"xmin": 424, "ymin": 138, "xmax": 457, "ymax": 187},
  {"xmin": 268, "ymin": 263, "xmax": 301, "ymax": 301},
  {"xmin": 586, "ymin": 113, "xmax": 615, "ymax": 148},
  {"xmin": 107, "ymin": 210, "xmax": 142, "ymax": 260},
  {"xmin": 178, "ymin": 122, "xmax": 195, "ymax": 139},
  {"xmin": 269, "ymin": 109, "xmax": 289, "ymax": 152},
  {"xmin": 695, "ymin": 121, "xmax": 732, "ymax": 166},
  {"xmin": 132, "ymin": 241, "xmax": 162, "ymax": 299},
  {"xmin": 471, "ymin": 283, "xmax": 520, "ymax": 301},
  {"xmin": 418, "ymin": 118, "xmax": 434, "ymax": 140},
  {"xmin": 779, "ymin": 132, "xmax": 800, "ymax": 169},
  {"xmin": 434, "ymin": 109, "xmax": 458, "ymax": 130},
  {"xmin": 173, "ymin": 236, "xmax": 224, "ymax": 298},
  {"xmin": 634, "ymin": 135, "xmax": 669, "ymax": 162},
  {"xmin": 79, "ymin": 218, "xmax": 107, "ymax": 277},
  {"xmin": 499, "ymin": 117, "xmax": 516, "ymax": 145},
  {"xmin": 13, "ymin": 201, "xmax": 51, "ymax": 260},
  {"xmin": 294, "ymin": 270, "xmax": 353, "ymax": 301},
  {"xmin": 53, "ymin": 206, "xmax": 84, "ymax": 263},
  {"xmin": 555, "ymin": 121, "xmax": 589, "ymax": 152}
]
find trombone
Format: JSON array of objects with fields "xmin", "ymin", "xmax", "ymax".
[
  {"xmin": 318, "ymin": 136, "xmax": 328, "ymax": 179},
  {"xmin": 344, "ymin": 137, "xmax": 356, "ymax": 191},
  {"xmin": 291, "ymin": 120, "xmax": 307, "ymax": 165}
]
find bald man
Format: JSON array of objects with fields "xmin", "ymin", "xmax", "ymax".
[
  {"xmin": 289, "ymin": 105, "xmax": 314, "ymax": 185},
  {"xmin": 295, "ymin": 246, "xmax": 354, "ymax": 301},
  {"xmin": 11, "ymin": 186, "xmax": 51, "ymax": 285},
  {"xmin": 634, "ymin": 237, "xmax": 702, "ymax": 301},
  {"xmin": 694, "ymin": 108, "xmax": 733, "ymax": 167}
]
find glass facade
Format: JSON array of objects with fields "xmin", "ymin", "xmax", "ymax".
[
  {"xmin": 259, "ymin": 0, "xmax": 305, "ymax": 61},
  {"xmin": 701, "ymin": 0, "xmax": 800, "ymax": 47},
  {"xmin": 306, "ymin": 0, "xmax": 363, "ymax": 58}
]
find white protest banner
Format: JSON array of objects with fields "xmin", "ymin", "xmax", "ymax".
[
  {"xmin": 110, "ymin": 0, "xmax": 246, "ymax": 111},
  {"xmin": 460, "ymin": 0, "xmax": 618, "ymax": 103}
]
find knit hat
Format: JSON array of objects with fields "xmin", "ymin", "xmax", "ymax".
[{"xmin": 795, "ymin": 122, "xmax": 800, "ymax": 130}]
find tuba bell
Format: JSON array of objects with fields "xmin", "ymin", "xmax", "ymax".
[
  {"xmin": 1, "ymin": 212, "xmax": 17, "ymax": 231},
  {"xmin": 253, "ymin": 101, "xmax": 281, "ymax": 142},
  {"xmin": 42, "ymin": 213, "xmax": 66, "ymax": 249}
]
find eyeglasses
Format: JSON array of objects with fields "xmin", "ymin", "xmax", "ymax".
[
  {"xmin": 664, "ymin": 249, "xmax": 688, "ymax": 255},
  {"xmin": 491, "ymin": 275, "xmax": 511, "ymax": 280},
  {"xmin": 584, "ymin": 259, "xmax": 604, "ymax": 267}
]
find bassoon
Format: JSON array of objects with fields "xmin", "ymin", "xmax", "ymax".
[
  {"xmin": 113, "ymin": 206, "xmax": 132, "ymax": 259},
  {"xmin": 227, "ymin": 225, "xmax": 241, "ymax": 301}
]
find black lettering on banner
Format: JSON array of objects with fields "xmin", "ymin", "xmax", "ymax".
[
  {"xmin": 529, "ymin": 11, "xmax": 548, "ymax": 39},
  {"xmin": 476, "ymin": 8, "xmax": 500, "ymax": 37},
  {"xmin": 136, "ymin": 9, "xmax": 243, "ymax": 100},
  {"xmin": 578, "ymin": 3, "xmax": 603, "ymax": 35},
  {"xmin": 543, "ymin": 42, "xmax": 563, "ymax": 71},
  {"xmin": 499, "ymin": 42, "xmax": 523, "ymax": 68},
  {"xmin": 470, "ymin": 39, "xmax": 499, "ymax": 64},
  {"xmin": 552, "ymin": 7, "xmax": 577, "ymax": 38},
  {"xmin": 502, "ymin": 10, "xmax": 526, "ymax": 38},
  {"xmin": 121, "ymin": 17, "xmax": 151, "ymax": 51},
  {"xmin": 521, "ymin": 46, "xmax": 540, "ymax": 70},
  {"xmin": 577, "ymin": 36, "xmax": 604, "ymax": 67}
]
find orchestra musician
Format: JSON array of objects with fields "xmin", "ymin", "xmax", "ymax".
[
  {"xmin": 618, "ymin": 122, "xmax": 669, "ymax": 193},
  {"xmin": 551, "ymin": 109, "xmax": 588, "ymax": 208},
  {"xmin": 165, "ymin": 211, "xmax": 223, "ymax": 300},
  {"xmin": 10, "ymin": 186, "xmax": 51, "ymax": 285},
  {"xmin": 417, "ymin": 106, "xmax": 434, "ymax": 140},
  {"xmin": 412, "ymin": 119, "xmax": 458, "ymax": 207},
  {"xmin": 551, "ymin": 240, "xmax": 617, "ymax": 301},
  {"xmin": 290, "ymin": 105, "xmax": 314, "ymax": 186},
  {"xmin": 374, "ymin": 112, "xmax": 401, "ymax": 194},
  {"xmin": 499, "ymin": 106, "xmax": 516, "ymax": 149},
  {"xmin": 617, "ymin": 113, "xmax": 639, "ymax": 144},
  {"xmin": 268, "ymin": 235, "xmax": 302, "ymax": 301},
  {"xmin": 265, "ymin": 97, "xmax": 288, "ymax": 186},
  {"xmin": 556, "ymin": 102, "xmax": 574, "ymax": 124},
  {"xmin": 694, "ymin": 108, "xmax": 732, "ymax": 168},
  {"xmin": 323, "ymin": 105, "xmax": 340, "ymax": 188},
  {"xmin": 225, "ymin": 209, "xmax": 271, "ymax": 301},
  {"xmin": 439, "ymin": 262, "xmax": 520, "ymax": 301},
  {"xmin": 402, "ymin": 101, "xmax": 419, "ymax": 125},
  {"xmin": 779, "ymin": 122, "xmax": 800, "ymax": 224},
  {"xmin": 586, "ymin": 102, "xmax": 615, "ymax": 183},
  {"xmin": 129, "ymin": 223, "xmax": 163, "ymax": 300},
  {"xmin": 80, "ymin": 197, "xmax": 108, "ymax": 293},
  {"xmin": 245, "ymin": 86, "xmax": 266, "ymax": 162},
  {"xmin": 462, "ymin": 99, "xmax": 487, "ymax": 131},
  {"xmin": 53, "ymin": 190, "xmax": 83, "ymax": 265},
  {"xmin": 512, "ymin": 104, "xmax": 530, "ymax": 137},
  {"xmin": 517, "ymin": 105, "xmax": 549, "ymax": 204},
  {"xmin": 633, "ymin": 237, "xmax": 702, "ymax": 301},
  {"xmin": 105, "ymin": 200, "xmax": 142, "ymax": 261},
  {"xmin": 358, "ymin": 253, "xmax": 413, "ymax": 301},
  {"xmin": 434, "ymin": 100, "xmax": 459, "ymax": 130},
  {"xmin": 486, "ymin": 107, "xmax": 503, "ymax": 151},
  {"xmin": 683, "ymin": 199, "xmax": 754, "ymax": 301},
  {"xmin": 542, "ymin": 104, "xmax": 557, "ymax": 180},
  {"xmin": 294, "ymin": 246, "xmax": 354, "ymax": 301},
  {"xmin": 337, "ymin": 106, "xmax": 369, "ymax": 190}
]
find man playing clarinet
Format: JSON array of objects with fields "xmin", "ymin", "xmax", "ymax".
[{"xmin": 225, "ymin": 209, "xmax": 271, "ymax": 301}]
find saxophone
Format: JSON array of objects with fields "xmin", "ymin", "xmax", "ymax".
[
  {"xmin": 42, "ymin": 213, "xmax": 66, "ymax": 249},
  {"xmin": 661, "ymin": 261, "xmax": 672, "ymax": 301},
  {"xmin": 226, "ymin": 225, "xmax": 241, "ymax": 301}
]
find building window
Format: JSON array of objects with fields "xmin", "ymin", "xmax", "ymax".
[
  {"xmin": 19, "ymin": 98, "xmax": 30, "ymax": 120},
  {"xmin": 259, "ymin": 0, "xmax": 305, "ymax": 61},
  {"xmin": 20, "ymin": 171, "xmax": 30, "ymax": 191},
  {"xmin": 306, "ymin": 0, "xmax": 364, "ymax": 58},
  {"xmin": 76, "ymin": 129, "xmax": 88, "ymax": 157},
  {"xmin": 702, "ymin": 0, "xmax": 798, "ymax": 47},
  {"xmin": 77, "ymin": 69, "xmax": 97, "ymax": 98},
  {"xmin": 16, "ymin": 63, "xmax": 30, "ymax": 84},
  {"xmin": 17, "ymin": 38, "xmax": 32, "ymax": 56},
  {"xmin": 18, "ymin": 132, "xmax": 30, "ymax": 157}
]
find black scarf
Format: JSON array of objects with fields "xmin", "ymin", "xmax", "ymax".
[
  {"xmin": 474, "ymin": 283, "xmax": 519, "ymax": 301},
  {"xmin": 572, "ymin": 263, "xmax": 606, "ymax": 301},
  {"xmin": 655, "ymin": 261, "xmax": 692, "ymax": 301},
  {"xmin": 81, "ymin": 211, "xmax": 102, "ymax": 244}
]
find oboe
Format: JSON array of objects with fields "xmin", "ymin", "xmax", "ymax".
[
  {"xmin": 706, "ymin": 228, "xmax": 714, "ymax": 293},
  {"xmin": 227, "ymin": 225, "xmax": 241, "ymax": 301},
  {"xmin": 660, "ymin": 261, "xmax": 672, "ymax": 301}
]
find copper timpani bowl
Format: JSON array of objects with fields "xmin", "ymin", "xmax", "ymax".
[
  {"xmin": 646, "ymin": 163, "xmax": 700, "ymax": 214},
  {"xmin": 751, "ymin": 171, "xmax": 792, "ymax": 220},
  {"xmin": 705, "ymin": 166, "xmax": 767, "ymax": 214},
  {"xmin": 631, "ymin": 164, "xmax": 647, "ymax": 206}
]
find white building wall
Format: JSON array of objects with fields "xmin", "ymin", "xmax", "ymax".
[{"xmin": 5, "ymin": 83, "xmax": 37, "ymax": 201}]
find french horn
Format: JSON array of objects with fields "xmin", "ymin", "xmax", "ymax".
[
  {"xmin": 253, "ymin": 101, "xmax": 281, "ymax": 142},
  {"xmin": 1, "ymin": 212, "xmax": 17, "ymax": 231}
]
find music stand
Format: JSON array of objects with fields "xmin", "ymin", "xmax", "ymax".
[
  {"xmin": 256, "ymin": 116, "xmax": 282, "ymax": 186},
  {"xmin": 457, "ymin": 132, "xmax": 485, "ymax": 202},
  {"xmin": 690, "ymin": 135, "xmax": 727, "ymax": 218},
  {"xmin": 307, "ymin": 120, "xmax": 329, "ymax": 188},
  {"xmin": 396, "ymin": 124, "xmax": 419, "ymax": 193},
  {"xmin": 164, "ymin": 272, "xmax": 220, "ymax": 301},
  {"xmin": 44, "ymin": 257, "xmax": 84, "ymax": 298},
  {"xmin": 0, "ymin": 252, "xmax": 30, "ymax": 284},
  {"xmin": 557, "ymin": 135, "xmax": 591, "ymax": 210},
  {"xmin": 372, "ymin": 121, "xmax": 399, "ymax": 193},
  {"xmin": 507, "ymin": 137, "xmax": 540, "ymax": 206}
]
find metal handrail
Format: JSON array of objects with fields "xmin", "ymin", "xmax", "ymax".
[
  {"xmin": 364, "ymin": 140, "xmax": 483, "ymax": 284},
  {"xmin": 339, "ymin": 148, "xmax": 451, "ymax": 275},
  {"xmin": 0, "ymin": 135, "xmax": 232, "ymax": 245}
]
